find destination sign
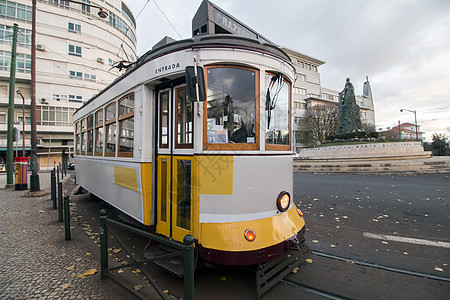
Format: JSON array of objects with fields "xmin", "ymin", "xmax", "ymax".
[{"xmin": 213, "ymin": 8, "xmax": 257, "ymax": 40}]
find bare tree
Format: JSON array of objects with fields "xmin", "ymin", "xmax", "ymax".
[{"xmin": 299, "ymin": 105, "xmax": 339, "ymax": 144}]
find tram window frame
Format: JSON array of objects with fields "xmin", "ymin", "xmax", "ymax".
[
  {"xmin": 86, "ymin": 114, "xmax": 94, "ymax": 155},
  {"xmin": 159, "ymin": 90, "xmax": 169, "ymax": 149},
  {"xmin": 105, "ymin": 101, "xmax": 117, "ymax": 157},
  {"xmin": 265, "ymin": 72, "xmax": 292, "ymax": 151},
  {"xmin": 203, "ymin": 65, "xmax": 260, "ymax": 151},
  {"xmin": 80, "ymin": 118, "xmax": 87, "ymax": 155},
  {"xmin": 175, "ymin": 86, "xmax": 193, "ymax": 149},
  {"xmin": 94, "ymin": 108, "xmax": 104, "ymax": 156},
  {"xmin": 75, "ymin": 121, "xmax": 80, "ymax": 155},
  {"xmin": 118, "ymin": 93, "xmax": 134, "ymax": 158}
]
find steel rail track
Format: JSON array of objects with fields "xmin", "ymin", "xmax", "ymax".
[
  {"xmin": 311, "ymin": 250, "xmax": 450, "ymax": 283},
  {"xmin": 280, "ymin": 279, "xmax": 352, "ymax": 300}
]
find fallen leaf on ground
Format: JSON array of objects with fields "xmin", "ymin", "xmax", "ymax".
[
  {"xmin": 220, "ymin": 276, "xmax": 227, "ymax": 281},
  {"xmin": 112, "ymin": 248, "xmax": 122, "ymax": 254},
  {"xmin": 434, "ymin": 267, "xmax": 443, "ymax": 272},
  {"xmin": 403, "ymin": 252, "xmax": 408, "ymax": 255},
  {"xmin": 132, "ymin": 269, "xmax": 141, "ymax": 274},
  {"xmin": 312, "ymin": 240, "xmax": 319, "ymax": 243},
  {"xmin": 305, "ymin": 258, "xmax": 313, "ymax": 264},
  {"xmin": 85, "ymin": 252, "xmax": 91, "ymax": 256},
  {"xmin": 291, "ymin": 267, "xmax": 299, "ymax": 273},
  {"xmin": 163, "ymin": 290, "xmax": 169, "ymax": 294},
  {"xmin": 117, "ymin": 269, "xmax": 124, "ymax": 274},
  {"xmin": 77, "ymin": 268, "xmax": 98, "ymax": 278},
  {"xmin": 65, "ymin": 265, "xmax": 75, "ymax": 271},
  {"xmin": 60, "ymin": 283, "xmax": 74, "ymax": 289},
  {"xmin": 133, "ymin": 285, "xmax": 143, "ymax": 291},
  {"xmin": 39, "ymin": 210, "xmax": 45, "ymax": 213}
]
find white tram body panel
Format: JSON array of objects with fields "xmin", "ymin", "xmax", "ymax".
[{"xmin": 74, "ymin": 35, "xmax": 305, "ymax": 265}]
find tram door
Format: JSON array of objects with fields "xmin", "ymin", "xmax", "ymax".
[{"xmin": 156, "ymin": 85, "xmax": 194, "ymax": 242}]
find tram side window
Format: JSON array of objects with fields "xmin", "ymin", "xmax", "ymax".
[
  {"xmin": 205, "ymin": 66, "xmax": 258, "ymax": 149},
  {"xmin": 105, "ymin": 102, "xmax": 117, "ymax": 156},
  {"xmin": 75, "ymin": 121, "xmax": 80, "ymax": 155},
  {"xmin": 159, "ymin": 91, "xmax": 169, "ymax": 148},
  {"xmin": 87, "ymin": 114, "xmax": 94, "ymax": 155},
  {"xmin": 118, "ymin": 94, "xmax": 134, "ymax": 157},
  {"xmin": 265, "ymin": 72, "xmax": 291, "ymax": 149},
  {"xmin": 95, "ymin": 109, "xmax": 104, "ymax": 156},
  {"xmin": 176, "ymin": 87, "xmax": 193, "ymax": 148},
  {"xmin": 81, "ymin": 118, "xmax": 86, "ymax": 154}
]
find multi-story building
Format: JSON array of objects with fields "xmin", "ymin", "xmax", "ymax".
[
  {"xmin": 0, "ymin": 0, "xmax": 136, "ymax": 169},
  {"xmin": 283, "ymin": 47, "xmax": 376, "ymax": 149}
]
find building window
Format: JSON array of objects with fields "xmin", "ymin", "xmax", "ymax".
[
  {"xmin": 37, "ymin": 106, "xmax": 75, "ymax": 126},
  {"xmin": 105, "ymin": 102, "xmax": 116, "ymax": 156},
  {"xmin": 118, "ymin": 94, "xmax": 134, "ymax": 157},
  {"xmin": 297, "ymin": 73, "xmax": 306, "ymax": 82},
  {"xmin": 81, "ymin": 0, "xmax": 90, "ymax": 14},
  {"xmin": 84, "ymin": 73, "xmax": 96, "ymax": 81},
  {"xmin": 0, "ymin": 112, "xmax": 6, "ymax": 124},
  {"xmin": 159, "ymin": 90, "xmax": 169, "ymax": 148},
  {"xmin": 69, "ymin": 70, "xmax": 83, "ymax": 79},
  {"xmin": 299, "ymin": 88, "xmax": 307, "ymax": 96},
  {"xmin": 95, "ymin": 109, "xmax": 104, "ymax": 156},
  {"xmin": 108, "ymin": 58, "xmax": 116, "ymax": 66},
  {"xmin": 68, "ymin": 22, "xmax": 81, "ymax": 33},
  {"xmin": 68, "ymin": 95, "xmax": 82, "ymax": 103},
  {"xmin": 205, "ymin": 66, "xmax": 259, "ymax": 150},
  {"xmin": 0, "ymin": 25, "xmax": 31, "ymax": 48},
  {"xmin": 0, "ymin": 51, "xmax": 31, "ymax": 73},
  {"xmin": 265, "ymin": 72, "xmax": 291, "ymax": 149},
  {"xmin": 0, "ymin": 1, "xmax": 33, "ymax": 21},
  {"xmin": 68, "ymin": 44, "xmax": 81, "ymax": 56}
]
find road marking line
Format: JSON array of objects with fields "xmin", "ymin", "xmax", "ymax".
[{"xmin": 363, "ymin": 232, "xmax": 450, "ymax": 248}]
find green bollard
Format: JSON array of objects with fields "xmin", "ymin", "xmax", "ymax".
[
  {"xmin": 51, "ymin": 169, "xmax": 56, "ymax": 209},
  {"xmin": 58, "ymin": 181, "xmax": 63, "ymax": 222},
  {"xmin": 64, "ymin": 195, "xmax": 70, "ymax": 240},
  {"xmin": 100, "ymin": 209, "xmax": 108, "ymax": 279},
  {"xmin": 183, "ymin": 234, "xmax": 195, "ymax": 300}
]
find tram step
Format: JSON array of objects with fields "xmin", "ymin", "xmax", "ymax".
[
  {"xmin": 256, "ymin": 242, "xmax": 311, "ymax": 297},
  {"xmin": 143, "ymin": 240, "xmax": 185, "ymax": 278}
]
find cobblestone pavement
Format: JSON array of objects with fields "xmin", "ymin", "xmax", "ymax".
[{"xmin": 0, "ymin": 172, "xmax": 138, "ymax": 299}]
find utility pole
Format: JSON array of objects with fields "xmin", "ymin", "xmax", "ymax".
[
  {"xmin": 398, "ymin": 120, "xmax": 401, "ymax": 142},
  {"xmin": 30, "ymin": 0, "xmax": 40, "ymax": 191},
  {"xmin": 6, "ymin": 23, "xmax": 18, "ymax": 187}
]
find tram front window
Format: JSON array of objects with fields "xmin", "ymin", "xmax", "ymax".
[
  {"xmin": 265, "ymin": 73, "xmax": 290, "ymax": 148},
  {"xmin": 206, "ymin": 67, "xmax": 256, "ymax": 145}
]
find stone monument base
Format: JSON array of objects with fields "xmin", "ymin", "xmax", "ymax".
[{"xmin": 295, "ymin": 142, "xmax": 431, "ymax": 161}]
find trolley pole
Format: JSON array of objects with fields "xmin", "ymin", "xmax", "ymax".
[{"xmin": 6, "ymin": 23, "xmax": 18, "ymax": 187}]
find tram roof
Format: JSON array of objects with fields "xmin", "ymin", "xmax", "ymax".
[{"xmin": 76, "ymin": 34, "xmax": 293, "ymax": 114}]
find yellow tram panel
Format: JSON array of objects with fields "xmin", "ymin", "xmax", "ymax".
[{"xmin": 200, "ymin": 206, "xmax": 304, "ymax": 252}]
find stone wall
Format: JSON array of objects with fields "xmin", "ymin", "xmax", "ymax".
[{"xmin": 296, "ymin": 142, "xmax": 431, "ymax": 160}]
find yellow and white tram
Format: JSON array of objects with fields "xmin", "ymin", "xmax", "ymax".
[{"xmin": 73, "ymin": 34, "xmax": 305, "ymax": 266}]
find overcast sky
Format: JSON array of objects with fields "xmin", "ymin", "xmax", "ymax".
[{"xmin": 125, "ymin": 0, "xmax": 450, "ymax": 141}]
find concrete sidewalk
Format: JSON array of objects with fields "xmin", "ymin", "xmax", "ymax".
[{"xmin": 0, "ymin": 172, "xmax": 139, "ymax": 299}]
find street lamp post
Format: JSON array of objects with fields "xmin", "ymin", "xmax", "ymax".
[{"xmin": 400, "ymin": 109, "xmax": 418, "ymax": 141}]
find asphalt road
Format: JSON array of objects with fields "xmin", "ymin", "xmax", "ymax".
[{"xmin": 293, "ymin": 173, "xmax": 450, "ymax": 279}]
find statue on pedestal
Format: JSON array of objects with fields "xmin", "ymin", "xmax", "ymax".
[{"xmin": 338, "ymin": 78, "xmax": 362, "ymax": 134}]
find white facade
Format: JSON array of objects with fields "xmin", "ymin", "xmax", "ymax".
[{"xmin": 0, "ymin": 0, "xmax": 136, "ymax": 169}]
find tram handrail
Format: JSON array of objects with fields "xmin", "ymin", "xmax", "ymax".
[{"xmin": 99, "ymin": 209, "xmax": 194, "ymax": 300}]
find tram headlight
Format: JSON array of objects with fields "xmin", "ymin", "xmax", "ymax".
[
  {"xmin": 276, "ymin": 191, "xmax": 290, "ymax": 212},
  {"xmin": 244, "ymin": 229, "xmax": 256, "ymax": 242}
]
